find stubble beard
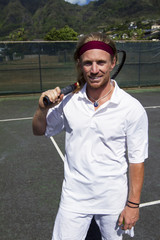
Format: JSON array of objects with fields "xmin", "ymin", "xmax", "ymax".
[{"xmin": 86, "ymin": 75, "xmax": 111, "ymax": 91}]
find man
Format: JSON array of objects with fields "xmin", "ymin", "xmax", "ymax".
[{"xmin": 32, "ymin": 32, "xmax": 148, "ymax": 240}]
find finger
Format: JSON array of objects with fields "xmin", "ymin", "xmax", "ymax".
[
  {"xmin": 40, "ymin": 90, "xmax": 57, "ymax": 107},
  {"xmin": 55, "ymin": 86, "xmax": 61, "ymax": 95},
  {"xmin": 59, "ymin": 93, "xmax": 64, "ymax": 101},
  {"xmin": 118, "ymin": 214, "xmax": 123, "ymax": 226},
  {"xmin": 123, "ymin": 224, "xmax": 129, "ymax": 230},
  {"xmin": 51, "ymin": 92, "xmax": 58, "ymax": 103},
  {"xmin": 52, "ymin": 87, "xmax": 62, "ymax": 102},
  {"xmin": 48, "ymin": 89, "xmax": 60, "ymax": 103},
  {"xmin": 127, "ymin": 224, "xmax": 133, "ymax": 230},
  {"xmin": 40, "ymin": 86, "xmax": 62, "ymax": 108}
]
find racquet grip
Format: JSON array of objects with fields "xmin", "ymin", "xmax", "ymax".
[{"xmin": 43, "ymin": 83, "xmax": 78, "ymax": 106}]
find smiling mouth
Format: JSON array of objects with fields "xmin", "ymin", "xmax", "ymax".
[
  {"xmin": 89, "ymin": 76, "xmax": 102, "ymax": 81},
  {"xmin": 88, "ymin": 77, "xmax": 102, "ymax": 84}
]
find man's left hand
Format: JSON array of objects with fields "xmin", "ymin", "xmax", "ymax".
[{"xmin": 118, "ymin": 205, "xmax": 139, "ymax": 230}]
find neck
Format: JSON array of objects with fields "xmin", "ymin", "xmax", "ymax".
[
  {"xmin": 87, "ymin": 80, "xmax": 112, "ymax": 100},
  {"xmin": 86, "ymin": 80, "xmax": 114, "ymax": 108}
]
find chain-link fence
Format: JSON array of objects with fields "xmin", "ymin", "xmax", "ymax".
[{"xmin": 0, "ymin": 41, "xmax": 160, "ymax": 94}]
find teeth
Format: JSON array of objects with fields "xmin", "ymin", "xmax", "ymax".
[{"xmin": 90, "ymin": 77, "xmax": 100, "ymax": 79}]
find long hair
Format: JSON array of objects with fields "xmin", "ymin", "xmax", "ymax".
[{"xmin": 74, "ymin": 32, "xmax": 117, "ymax": 88}]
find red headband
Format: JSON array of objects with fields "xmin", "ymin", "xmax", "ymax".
[{"xmin": 78, "ymin": 41, "xmax": 114, "ymax": 58}]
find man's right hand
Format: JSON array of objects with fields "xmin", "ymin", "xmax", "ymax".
[{"xmin": 39, "ymin": 87, "xmax": 64, "ymax": 109}]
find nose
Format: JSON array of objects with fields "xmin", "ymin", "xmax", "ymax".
[{"xmin": 91, "ymin": 62, "xmax": 99, "ymax": 74}]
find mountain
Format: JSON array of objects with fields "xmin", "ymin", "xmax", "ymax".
[
  {"xmin": 32, "ymin": 0, "xmax": 82, "ymax": 37},
  {"xmin": 82, "ymin": 0, "xmax": 160, "ymax": 31},
  {"xmin": 0, "ymin": 0, "xmax": 160, "ymax": 40}
]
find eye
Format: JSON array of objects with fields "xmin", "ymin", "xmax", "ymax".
[
  {"xmin": 83, "ymin": 61, "xmax": 92, "ymax": 66},
  {"xmin": 97, "ymin": 60, "xmax": 106, "ymax": 66}
]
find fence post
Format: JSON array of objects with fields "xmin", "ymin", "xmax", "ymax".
[
  {"xmin": 38, "ymin": 43, "xmax": 43, "ymax": 92},
  {"xmin": 138, "ymin": 44, "xmax": 141, "ymax": 88}
]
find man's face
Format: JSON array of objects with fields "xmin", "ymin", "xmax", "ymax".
[{"xmin": 79, "ymin": 49, "xmax": 116, "ymax": 89}]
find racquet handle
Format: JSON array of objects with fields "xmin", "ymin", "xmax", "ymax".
[{"xmin": 43, "ymin": 82, "xmax": 78, "ymax": 106}]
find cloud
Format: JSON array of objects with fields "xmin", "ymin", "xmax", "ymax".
[
  {"xmin": 64, "ymin": 0, "xmax": 97, "ymax": 6},
  {"xmin": 64, "ymin": 0, "xmax": 87, "ymax": 5}
]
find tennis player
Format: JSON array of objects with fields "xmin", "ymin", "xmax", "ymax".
[{"xmin": 32, "ymin": 32, "xmax": 148, "ymax": 240}]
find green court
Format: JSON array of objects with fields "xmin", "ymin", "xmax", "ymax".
[{"xmin": 0, "ymin": 87, "xmax": 160, "ymax": 240}]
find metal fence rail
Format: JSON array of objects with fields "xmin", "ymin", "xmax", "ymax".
[{"xmin": 0, "ymin": 41, "xmax": 160, "ymax": 94}]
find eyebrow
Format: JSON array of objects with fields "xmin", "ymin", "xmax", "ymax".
[{"xmin": 82, "ymin": 59, "xmax": 107, "ymax": 64}]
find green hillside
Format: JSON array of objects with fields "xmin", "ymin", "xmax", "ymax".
[{"xmin": 0, "ymin": 0, "xmax": 160, "ymax": 40}]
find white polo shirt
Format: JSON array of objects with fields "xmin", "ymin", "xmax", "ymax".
[{"xmin": 45, "ymin": 80, "xmax": 148, "ymax": 214}]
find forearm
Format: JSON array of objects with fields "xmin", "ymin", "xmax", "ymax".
[
  {"xmin": 32, "ymin": 106, "xmax": 48, "ymax": 135},
  {"xmin": 118, "ymin": 162, "xmax": 144, "ymax": 229},
  {"xmin": 128, "ymin": 162, "xmax": 144, "ymax": 204}
]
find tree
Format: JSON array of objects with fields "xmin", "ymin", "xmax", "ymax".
[
  {"xmin": 8, "ymin": 28, "xmax": 28, "ymax": 41},
  {"xmin": 58, "ymin": 26, "xmax": 78, "ymax": 40},
  {"xmin": 129, "ymin": 29, "xmax": 144, "ymax": 40},
  {"xmin": 44, "ymin": 26, "xmax": 78, "ymax": 41},
  {"xmin": 44, "ymin": 27, "xmax": 60, "ymax": 41}
]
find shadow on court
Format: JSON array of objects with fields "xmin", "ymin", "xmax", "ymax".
[{"xmin": 0, "ymin": 88, "xmax": 160, "ymax": 240}]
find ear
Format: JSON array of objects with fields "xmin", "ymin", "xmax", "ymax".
[
  {"xmin": 77, "ymin": 59, "xmax": 81, "ymax": 66},
  {"xmin": 110, "ymin": 57, "xmax": 116, "ymax": 72},
  {"xmin": 77, "ymin": 58, "xmax": 83, "ymax": 71}
]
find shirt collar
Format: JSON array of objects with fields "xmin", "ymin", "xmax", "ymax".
[
  {"xmin": 109, "ymin": 80, "xmax": 122, "ymax": 105},
  {"xmin": 78, "ymin": 80, "xmax": 122, "ymax": 105}
]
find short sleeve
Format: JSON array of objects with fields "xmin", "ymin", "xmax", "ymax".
[
  {"xmin": 45, "ymin": 102, "xmax": 65, "ymax": 137},
  {"xmin": 126, "ymin": 110, "xmax": 148, "ymax": 163}
]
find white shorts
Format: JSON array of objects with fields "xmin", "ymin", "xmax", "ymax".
[{"xmin": 51, "ymin": 208, "xmax": 123, "ymax": 240}]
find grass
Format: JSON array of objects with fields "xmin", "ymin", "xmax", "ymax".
[{"xmin": 125, "ymin": 86, "xmax": 160, "ymax": 93}]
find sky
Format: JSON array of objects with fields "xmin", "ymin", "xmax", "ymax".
[{"xmin": 64, "ymin": 0, "xmax": 98, "ymax": 6}]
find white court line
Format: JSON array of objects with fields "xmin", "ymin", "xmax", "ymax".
[
  {"xmin": 50, "ymin": 137, "xmax": 160, "ymax": 209},
  {"xmin": 140, "ymin": 200, "xmax": 160, "ymax": 208},
  {"xmin": 0, "ymin": 105, "xmax": 159, "ymax": 122},
  {"xmin": 50, "ymin": 136, "xmax": 65, "ymax": 162},
  {"xmin": 145, "ymin": 106, "xmax": 160, "ymax": 109},
  {"xmin": 0, "ymin": 117, "xmax": 33, "ymax": 122}
]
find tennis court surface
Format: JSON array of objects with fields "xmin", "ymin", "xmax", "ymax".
[{"xmin": 0, "ymin": 88, "xmax": 160, "ymax": 240}]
